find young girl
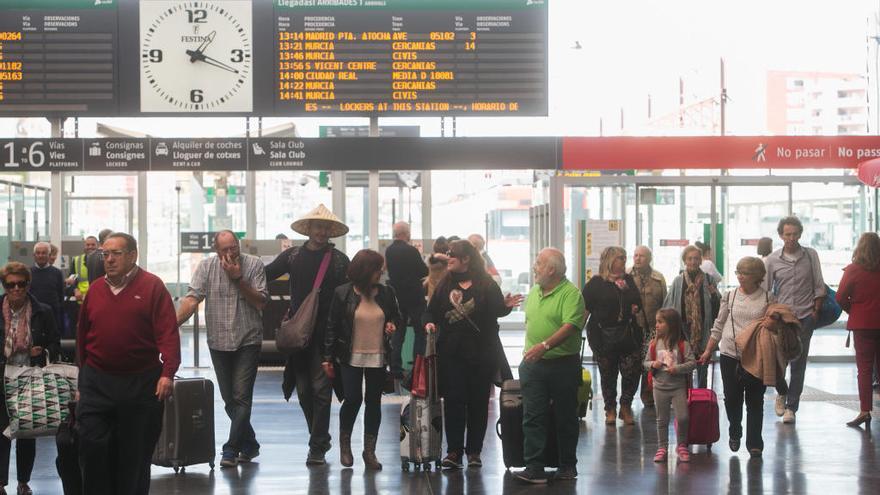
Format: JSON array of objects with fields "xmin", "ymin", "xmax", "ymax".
[{"xmin": 645, "ymin": 308, "xmax": 696, "ymax": 463}]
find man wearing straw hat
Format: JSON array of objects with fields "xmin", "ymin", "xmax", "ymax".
[{"xmin": 266, "ymin": 204, "xmax": 350, "ymax": 465}]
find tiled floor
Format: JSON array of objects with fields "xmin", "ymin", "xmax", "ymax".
[{"xmin": 11, "ymin": 362, "xmax": 879, "ymax": 494}]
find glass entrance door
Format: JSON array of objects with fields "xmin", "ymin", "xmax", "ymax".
[{"xmin": 636, "ymin": 185, "xmax": 713, "ymax": 282}]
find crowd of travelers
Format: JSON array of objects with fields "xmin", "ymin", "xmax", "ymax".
[{"xmin": 0, "ymin": 207, "xmax": 874, "ymax": 493}]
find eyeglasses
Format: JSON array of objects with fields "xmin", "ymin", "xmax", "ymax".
[
  {"xmin": 446, "ymin": 251, "xmax": 460, "ymax": 259},
  {"xmin": 101, "ymin": 249, "xmax": 130, "ymax": 259},
  {"xmin": 734, "ymin": 271, "xmax": 754, "ymax": 276},
  {"xmin": 2, "ymin": 281, "xmax": 27, "ymax": 290}
]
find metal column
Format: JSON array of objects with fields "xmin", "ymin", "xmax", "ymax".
[
  {"xmin": 137, "ymin": 171, "xmax": 148, "ymax": 269},
  {"xmin": 548, "ymin": 175, "xmax": 564, "ymax": 249},
  {"xmin": 331, "ymin": 171, "xmax": 347, "ymax": 252},
  {"xmin": 49, "ymin": 118, "xmax": 64, "ymax": 255},
  {"xmin": 421, "ymin": 170, "xmax": 432, "ymax": 243},
  {"xmin": 368, "ymin": 117, "xmax": 379, "ymax": 250}
]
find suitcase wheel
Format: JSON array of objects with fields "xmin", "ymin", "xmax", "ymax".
[
  {"xmin": 707, "ymin": 444, "xmax": 712, "ymax": 452},
  {"xmin": 414, "ymin": 462, "xmax": 421, "ymax": 471},
  {"xmin": 423, "ymin": 462, "xmax": 431, "ymax": 471},
  {"xmin": 209, "ymin": 461, "xmax": 215, "ymax": 470},
  {"xmin": 401, "ymin": 461, "xmax": 410, "ymax": 472},
  {"xmin": 578, "ymin": 402, "xmax": 587, "ymax": 418},
  {"xmin": 173, "ymin": 466, "xmax": 180, "ymax": 474},
  {"xmin": 435, "ymin": 460, "xmax": 441, "ymax": 471}
]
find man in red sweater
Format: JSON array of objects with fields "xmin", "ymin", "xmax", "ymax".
[{"xmin": 76, "ymin": 232, "xmax": 180, "ymax": 495}]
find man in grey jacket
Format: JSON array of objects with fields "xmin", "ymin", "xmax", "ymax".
[{"xmin": 764, "ymin": 216, "xmax": 825, "ymax": 425}]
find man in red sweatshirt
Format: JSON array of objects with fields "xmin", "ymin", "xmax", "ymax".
[{"xmin": 76, "ymin": 232, "xmax": 180, "ymax": 495}]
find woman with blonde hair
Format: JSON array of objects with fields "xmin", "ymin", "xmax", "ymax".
[
  {"xmin": 583, "ymin": 246, "xmax": 643, "ymax": 425},
  {"xmin": 836, "ymin": 232, "xmax": 880, "ymax": 429}
]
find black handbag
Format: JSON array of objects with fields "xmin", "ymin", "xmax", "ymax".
[{"xmin": 593, "ymin": 284, "xmax": 643, "ymax": 355}]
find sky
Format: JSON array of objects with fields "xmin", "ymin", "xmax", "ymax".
[{"xmin": 1, "ymin": 0, "xmax": 877, "ymax": 138}]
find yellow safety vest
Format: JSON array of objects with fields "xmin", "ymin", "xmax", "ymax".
[{"xmin": 73, "ymin": 254, "xmax": 89, "ymax": 302}]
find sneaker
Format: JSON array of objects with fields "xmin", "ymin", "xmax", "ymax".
[
  {"xmin": 514, "ymin": 467, "xmax": 548, "ymax": 484},
  {"xmin": 554, "ymin": 465, "xmax": 578, "ymax": 480},
  {"xmin": 237, "ymin": 449, "xmax": 260, "ymax": 463},
  {"xmin": 441, "ymin": 451, "xmax": 464, "ymax": 469},
  {"xmin": 775, "ymin": 395, "xmax": 787, "ymax": 417},
  {"xmin": 306, "ymin": 448, "xmax": 326, "ymax": 466},
  {"xmin": 782, "ymin": 409, "xmax": 796, "ymax": 424},
  {"xmin": 220, "ymin": 452, "xmax": 238, "ymax": 468},
  {"xmin": 467, "ymin": 453, "xmax": 482, "ymax": 468},
  {"xmin": 653, "ymin": 448, "xmax": 668, "ymax": 463},
  {"xmin": 676, "ymin": 444, "xmax": 690, "ymax": 463}
]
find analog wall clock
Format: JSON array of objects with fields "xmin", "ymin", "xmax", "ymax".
[{"xmin": 140, "ymin": 0, "xmax": 253, "ymax": 112}]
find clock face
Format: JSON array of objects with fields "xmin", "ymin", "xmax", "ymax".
[{"xmin": 140, "ymin": 0, "xmax": 253, "ymax": 112}]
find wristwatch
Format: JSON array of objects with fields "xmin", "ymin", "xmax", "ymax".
[{"xmin": 541, "ymin": 341, "xmax": 551, "ymax": 351}]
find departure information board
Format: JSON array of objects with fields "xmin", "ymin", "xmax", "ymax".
[
  {"xmin": 0, "ymin": 0, "xmax": 547, "ymax": 117},
  {"xmin": 273, "ymin": 0, "xmax": 548, "ymax": 115},
  {"xmin": 0, "ymin": 0, "xmax": 119, "ymax": 116}
]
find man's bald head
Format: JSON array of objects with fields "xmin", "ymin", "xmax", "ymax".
[
  {"xmin": 392, "ymin": 222, "xmax": 411, "ymax": 242},
  {"xmin": 534, "ymin": 247, "xmax": 566, "ymax": 288}
]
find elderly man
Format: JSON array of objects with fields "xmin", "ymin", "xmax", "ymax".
[
  {"xmin": 468, "ymin": 233, "xmax": 502, "ymax": 285},
  {"xmin": 177, "ymin": 230, "xmax": 268, "ymax": 468},
  {"xmin": 628, "ymin": 246, "xmax": 667, "ymax": 407},
  {"xmin": 384, "ymin": 221, "xmax": 428, "ymax": 376},
  {"xmin": 265, "ymin": 205, "xmax": 350, "ymax": 465},
  {"xmin": 765, "ymin": 216, "xmax": 825, "ymax": 425},
  {"xmin": 515, "ymin": 248, "xmax": 586, "ymax": 484},
  {"xmin": 77, "ymin": 233, "xmax": 180, "ymax": 495},
  {"xmin": 30, "ymin": 241, "xmax": 65, "ymax": 334}
]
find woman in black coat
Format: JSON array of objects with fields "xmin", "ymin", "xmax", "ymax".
[
  {"xmin": 0, "ymin": 261, "xmax": 60, "ymax": 495},
  {"xmin": 322, "ymin": 249, "xmax": 401, "ymax": 470},
  {"xmin": 424, "ymin": 240, "xmax": 522, "ymax": 470}
]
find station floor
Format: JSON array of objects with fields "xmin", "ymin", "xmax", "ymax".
[{"xmin": 13, "ymin": 359, "xmax": 880, "ymax": 494}]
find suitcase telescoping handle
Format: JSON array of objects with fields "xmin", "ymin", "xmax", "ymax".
[{"xmin": 691, "ymin": 358, "xmax": 717, "ymax": 390}]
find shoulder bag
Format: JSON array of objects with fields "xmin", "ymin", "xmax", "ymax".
[
  {"xmin": 276, "ymin": 251, "xmax": 332, "ymax": 354},
  {"xmin": 594, "ymin": 282, "xmax": 642, "ymax": 356}
]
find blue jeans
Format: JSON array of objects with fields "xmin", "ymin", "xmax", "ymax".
[
  {"xmin": 210, "ymin": 344, "xmax": 261, "ymax": 456},
  {"xmin": 785, "ymin": 315, "xmax": 816, "ymax": 412}
]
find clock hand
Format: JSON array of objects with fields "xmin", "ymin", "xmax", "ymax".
[
  {"xmin": 185, "ymin": 49, "xmax": 240, "ymax": 74},
  {"xmin": 195, "ymin": 30, "xmax": 216, "ymax": 55}
]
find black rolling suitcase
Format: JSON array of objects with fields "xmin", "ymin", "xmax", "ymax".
[
  {"xmin": 152, "ymin": 377, "xmax": 216, "ymax": 473},
  {"xmin": 495, "ymin": 379, "xmax": 558, "ymax": 469},
  {"xmin": 55, "ymin": 402, "xmax": 81, "ymax": 495}
]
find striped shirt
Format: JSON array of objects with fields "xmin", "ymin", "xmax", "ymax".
[{"xmin": 186, "ymin": 253, "xmax": 268, "ymax": 351}]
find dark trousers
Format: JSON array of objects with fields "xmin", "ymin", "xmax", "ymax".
[
  {"xmin": 595, "ymin": 349, "xmax": 642, "ymax": 411},
  {"xmin": 77, "ymin": 365, "xmax": 163, "ymax": 495},
  {"xmin": 854, "ymin": 330, "xmax": 880, "ymax": 412},
  {"xmin": 785, "ymin": 315, "xmax": 817, "ymax": 412},
  {"xmin": 293, "ymin": 345, "xmax": 333, "ymax": 452},
  {"xmin": 390, "ymin": 301, "xmax": 426, "ymax": 376},
  {"xmin": 210, "ymin": 344, "xmax": 261, "ymax": 456},
  {"xmin": 0, "ymin": 401, "xmax": 35, "ymax": 486},
  {"xmin": 439, "ymin": 356, "xmax": 491, "ymax": 455},
  {"xmin": 339, "ymin": 363, "xmax": 385, "ymax": 436},
  {"xmin": 720, "ymin": 355, "xmax": 766, "ymax": 451},
  {"xmin": 519, "ymin": 355, "xmax": 580, "ymax": 470}
]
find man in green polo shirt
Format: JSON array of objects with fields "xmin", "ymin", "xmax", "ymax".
[{"xmin": 514, "ymin": 248, "xmax": 586, "ymax": 484}]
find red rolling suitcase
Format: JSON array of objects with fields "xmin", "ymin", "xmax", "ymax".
[{"xmin": 685, "ymin": 361, "xmax": 719, "ymax": 451}]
